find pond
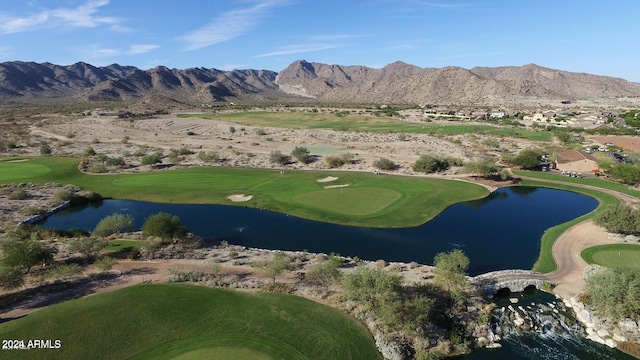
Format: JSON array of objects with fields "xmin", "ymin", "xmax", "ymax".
[{"xmin": 40, "ymin": 186, "xmax": 598, "ymax": 275}]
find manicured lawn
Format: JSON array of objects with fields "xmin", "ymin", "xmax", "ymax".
[
  {"xmin": 581, "ymin": 244, "xmax": 640, "ymax": 269},
  {"xmin": 0, "ymin": 157, "xmax": 489, "ymax": 227},
  {"xmin": 179, "ymin": 111, "xmax": 499, "ymax": 136},
  {"xmin": 513, "ymin": 170, "xmax": 640, "ymax": 200},
  {"xmin": 519, "ymin": 180, "xmax": 620, "ymax": 273},
  {"xmin": 0, "ymin": 284, "xmax": 380, "ymax": 360}
]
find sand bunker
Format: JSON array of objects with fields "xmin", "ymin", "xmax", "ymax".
[
  {"xmin": 324, "ymin": 184, "xmax": 350, "ymax": 189},
  {"xmin": 317, "ymin": 176, "xmax": 338, "ymax": 183},
  {"xmin": 227, "ymin": 194, "xmax": 253, "ymax": 202},
  {"xmin": 6, "ymin": 159, "xmax": 28, "ymax": 163}
]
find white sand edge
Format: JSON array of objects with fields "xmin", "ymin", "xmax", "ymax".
[
  {"xmin": 324, "ymin": 184, "xmax": 350, "ymax": 189},
  {"xmin": 227, "ymin": 194, "xmax": 253, "ymax": 202},
  {"xmin": 6, "ymin": 159, "xmax": 28, "ymax": 163},
  {"xmin": 317, "ymin": 176, "xmax": 338, "ymax": 183}
]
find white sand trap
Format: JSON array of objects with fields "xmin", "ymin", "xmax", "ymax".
[
  {"xmin": 227, "ymin": 194, "xmax": 253, "ymax": 202},
  {"xmin": 317, "ymin": 176, "xmax": 338, "ymax": 183},
  {"xmin": 324, "ymin": 184, "xmax": 350, "ymax": 189},
  {"xmin": 6, "ymin": 159, "xmax": 28, "ymax": 163}
]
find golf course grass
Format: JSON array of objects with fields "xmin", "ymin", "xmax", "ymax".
[
  {"xmin": 178, "ymin": 111, "xmax": 552, "ymax": 141},
  {"xmin": 581, "ymin": 244, "xmax": 640, "ymax": 270},
  {"xmin": 0, "ymin": 157, "xmax": 489, "ymax": 227},
  {"xmin": 0, "ymin": 284, "xmax": 380, "ymax": 360}
]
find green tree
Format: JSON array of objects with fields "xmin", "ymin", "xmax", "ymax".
[
  {"xmin": 0, "ymin": 240, "xmax": 58, "ymax": 274},
  {"xmin": 343, "ymin": 266, "xmax": 403, "ymax": 307},
  {"xmin": 269, "ymin": 150, "xmax": 291, "ymax": 165},
  {"xmin": 291, "ymin": 147, "xmax": 311, "ymax": 164},
  {"xmin": 593, "ymin": 203, "xmax": 639, "ymax": 235},
  {"xmin": 433, "ymin": 249, "xmax": 470, "ymax": 298},
  {"xmin": 68, "ymin": 237, "xmax": 106, "ymax": 260},
  {"xmin": 94, "ymin": 256, "xmax": 117, "ymax": 272},
  {"xmin": 511, "ymin": 149, "xmax": 543, "ymax": 169},
  {"xmin": 609, "ymin": 163, "xmax": 640, "ymax": 185},
  {"xmin": 585, "ymin": 267, "xmax": 640, "ymax": 321},
  {"xmin": 254, "ymin": 252, "xmax": 295, "ymax": 283},
  {"xmin": 412, "ymin": 155, "xmax": 450, "ymax": 173},
  {"xmin": 142, "ymin": 212, "xmax": 188, "ymax": 241},
  {"xmin": 92, "ymin": 213, "xmax": 134, "ymax": 237},
  {"xmin": 464, "ymin": 158, "xmax": 499, "ymax": 178},
  {"xmin": 0, "ymin": 266, "xmax": 25, "ymax": 290}
]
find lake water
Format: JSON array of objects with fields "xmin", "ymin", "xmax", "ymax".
[
  {"xmin": 41, "ymin": 187, "xmax": 597, "ymax": 275},
  {"xmin": 38, "ymin": 186, "xmax": 636, "ymax": 358}
]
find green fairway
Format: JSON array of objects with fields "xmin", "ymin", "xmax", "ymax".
[
  {"xmin": 0, "ymin": 157, "xmax": 489, "ymax": 227},
  {"xmin": 519, "ymin": 180, "xmax": 620, "ymax": 273},
  {"xmin": 179, "ymin": 111, "xmax": 499, "ymax": 135},
  {"xmin": 0, "ymin": 158, "xmax": 52, "ymax": 180},
  {"xmin": 0, "ymin": 284, "xmax": 381, "ymax": 360},
  {"xmin": 581, "ymin": 244, "xmax": 640, "ymax": 269},
  {"xmin": 292, "ymin": 187, "xmax": 401, "ymax": 215}
]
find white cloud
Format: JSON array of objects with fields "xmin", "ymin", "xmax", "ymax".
[
  {"xmin": 181, "ymin": 0, "xmax": 290, "ymax": 51},
  {"xmin": 0, "ymin": 0, "xmax": 120, "ymax": 34},
  {"xmin": 255, "ymin": 43, "xmax": 342, "ymax": 58},
  {"xmin": 125, "ymin": 44, "xmax": 159, "ymax": 55}
]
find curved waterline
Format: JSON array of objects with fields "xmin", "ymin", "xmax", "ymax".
[{"xmin": 40, "ymin": 187, "xmax": 598, "ymax": 276}]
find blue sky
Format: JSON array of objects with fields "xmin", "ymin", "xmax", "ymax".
[{"xmin": 1, "ymin": 0, "xmax": 638, "ymax": 81}]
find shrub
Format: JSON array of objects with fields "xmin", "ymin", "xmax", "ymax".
[
  {"xmin": 412, "ymin": 155, "xmax": 450, "ymax": 173},
  {"xmin": 373, "ymin": 157, "xmax": 398, "ymax": 170},
  {"xmin": 255, "ymin": 128, "xmax": 266, "ymax": 136},
  {"xmin": 47, "ymin": 264, "xmax": 82, "ymax": 281},
  {"xmin": 8, "ymin": 188, "xmax": 28, "ymax": 200},
  {"xmin": 269, "ymin": 150, "xmax": 291, "ymax": 165},
  {"xmin": 0, "ymin": 266, "xmax": 25, "ymax": 290},
  {"xmin": 142, "ymin": 212, "xmax": 188, "ymax": 241},
  {"xmin": 229, "ymin": 126, "xmax": 236, "ymax": 133},
  {"xmin": 291, "ymin": 147, "xmax": 311, "ymax": 164},
  {"xmin": 90, "ymin": 163, "xmax": 107, "ymax": 173},
  {"xmin": 40, "ymin": 143, "xmax": 52, "ymax": 155},
  {"xmin": 141, "ymin": 153, "xmax": 162, "ymax": 166},
  {"xmin": 94, "ymin": 256, "xmax": 117, "ymax": 272},
  {"xmin": 197, "ymin": 151, "xmax": 219, "ymax": 162},
  {"xmin": 20, "ymin": 206, "xmax": 45, "ymax": 216},
  {"xmin": 84, "ymin": 147, "xmax": 96, "ymax": 156},
  {"xmin": 68, "ymin": 237, "xmax": 106, "ymax": 260},
  {"xmin": 106, "ymin": 157, "xmax": 125, "ymax": 166},
  {"xmin": 93, "ymin": 213, "xmax": 135, "ymax": 237},
  {"xmin": 53, "ymin": 189, "xmax": 73, "ymax": 204},
  {"xmin": 325, "ymin": 153, "xmax": 354, "ymax": 168}
]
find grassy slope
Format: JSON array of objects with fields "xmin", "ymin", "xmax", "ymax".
[
  {"xmin": 581, "ymin": 244, "xmax": 640, "ymax": 269},
  {"xmin": 519, "ymin": 179, "xmax": 620, "ymax": 273},
  {"xmin": 0, "ymin": 157, "xmax": 489, "ymax": 227},
  {"xmin": 179, "ymin": 111, "xmax": 551, "ymax": 141},
  {"xmin": 0, "ymin": 284, "xmax": 380, "ymax": 360}
]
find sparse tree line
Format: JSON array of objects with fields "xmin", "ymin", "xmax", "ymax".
[{"xmin": 0, "ymin": 211, "xmax": 198, "ymax": 291}]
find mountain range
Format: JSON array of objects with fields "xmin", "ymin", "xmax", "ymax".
[{"xmin": 1, "ymin": 60, "xmax": 639, "ymax": 105}]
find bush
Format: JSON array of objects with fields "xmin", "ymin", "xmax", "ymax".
[
  {"xmin": 511, "ymin": 149, "xmax": 544, "ymax": 169},
  {"xmin": 84, "ymin": 147, "xmax": 96, "ymax": 156},
  {"xmin": 255, "ymin": 128, "xmax": 266, "ymax": 136},
  {"xmin": 8, "ymin": 188, "xmax": 28, "ymax": 200},
  {"xmin": 412, "ymin": 155, "xmax": 450, "ymax": 173},
  {"xmin": 141, "ymin": 153, "xmax": 162, "ymax": 166},
  {"xmin": 94, "ymin": 256, "xmax": 117, "ymax": 272},
  {"xmin": 269, "ymin": 150, "xmax": 291, "ymax": 165},
  {"xmin": 325, "ymin": 153, "xmax": 354, "ymax": 168},
  {"xmin": 53, "ymin": 189, "xmax": 73, "ymax": 204},
  {"xmin": 142, "ymin": 212, "xmax": 188, "ymax": 241},
  {"xmin": 373, "ymin": 157, "xmax": 398, "ymax": 170},
  {"xmin": 0, "ymin": 266, "xmax": 25, "ymax": 290},
  {"xmin": 93, "ymin": 213, "xmax": 135, "ymax": 237},
  {"xmin": 20, "ymin": 206, "xmax": 45, "ymax": 216},
  {"xmin": 40, "ymin": 143, "xmax": 52, "ymax": 155},
  {"xmin": 586, "ymin": 267, "xmax": 640, "ymax": 321},
  {"xmin": 68, "ymin": 237, "xmax": 106, "ymax": 260},
  {"xmin": 197, "ymin": 151, "xmax": 219, "ymax": 162},
  {"xmin": 90, "ymin": 163, "xmax": 107, "ymax": 173},
  {"xmin": 593, "ymin": 203, "xmax": 639, "ymax": 235},
  {"xmin": 291, "ymin": 147, "xmax": 312, "ymax": 164},
  {"xmin": 47, "ymin": 264, "xmax": 82, "ymax": 281},
  {"xmin": 106, "ymin": 157, "xmax": 125, "ymax": 166}
]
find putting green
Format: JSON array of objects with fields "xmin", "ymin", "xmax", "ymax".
[
  {"xmin": 292, "ymin": 187, "xmax": 401, "ymax": 215},
  {"xmin": 581, "ymin": 244, "xmax": 640, "ymax": 269},
  {"xmin": 0, "ymin": 159, "xmax": 52, "ymax": 180},
  {"xmin": 173, "ymin": 348, "xmax": 271, "ymax": 360}
]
